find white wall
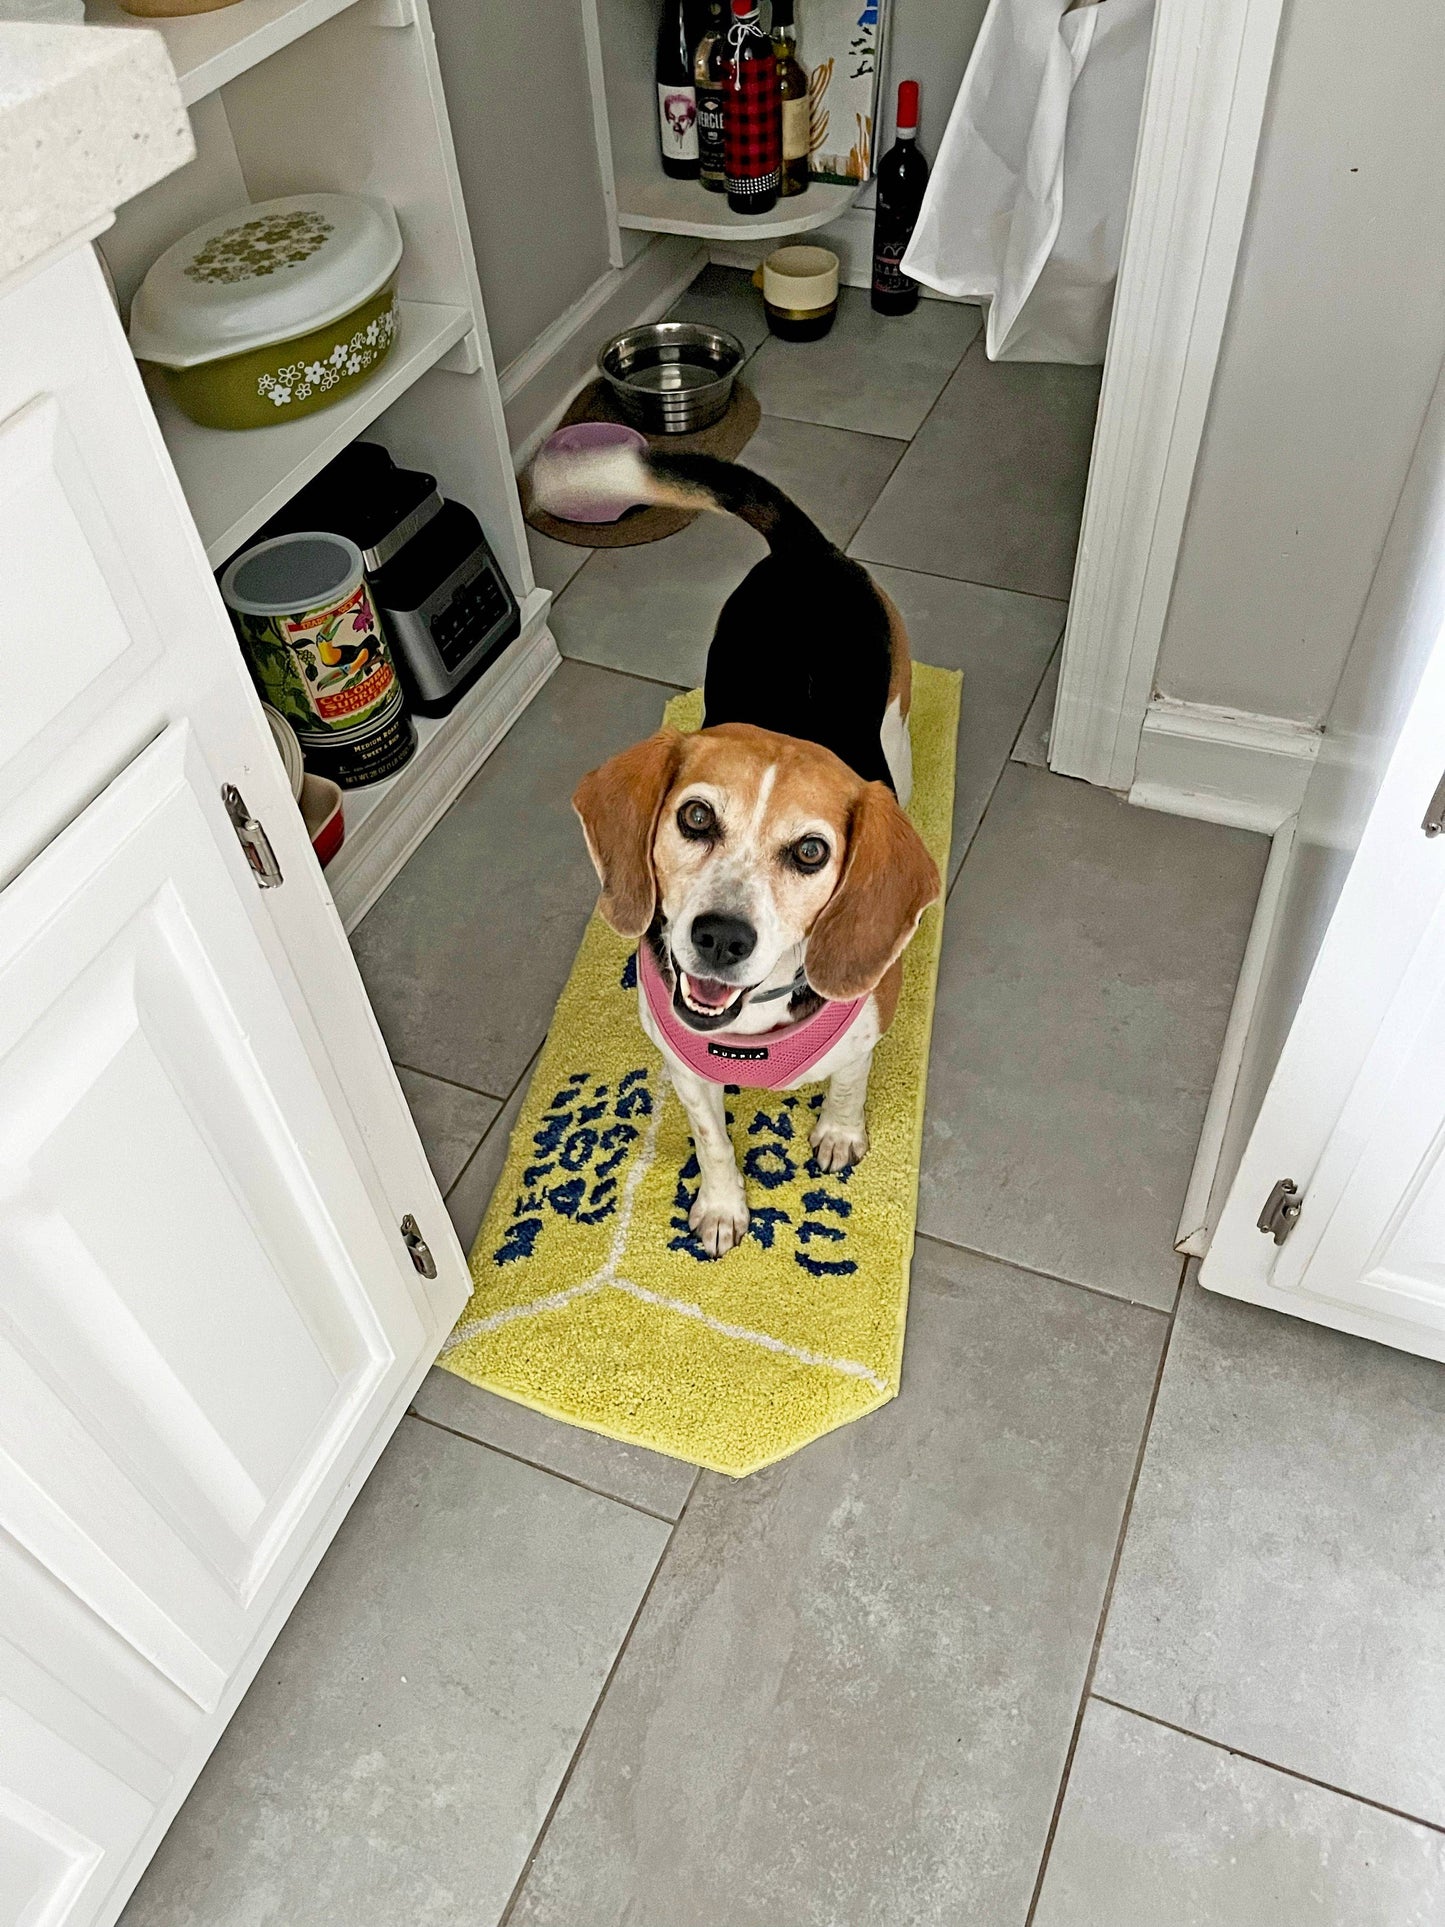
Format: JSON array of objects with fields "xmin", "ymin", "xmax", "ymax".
[
  {"xmin": 878, "ymin": 0, "xmax": 989, "ymax": 162},
  {"xmin": 430, "ymin": 0, "xmax": 613, "ymax": 372},
  {"xmin": 1153, "ymin": 0, "xmax": 1445, "ymax": 725}
]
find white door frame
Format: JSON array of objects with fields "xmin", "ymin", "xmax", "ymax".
[{"xmin": 1048, "ymin": 0, "xmax": 1289, "ymax": 791}]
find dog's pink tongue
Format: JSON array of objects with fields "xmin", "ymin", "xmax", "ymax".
[{"xmin": 683, "ymin": 972, "xmax": 734, "ymax": 1010}]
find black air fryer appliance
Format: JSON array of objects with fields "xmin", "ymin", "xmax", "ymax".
[{"xmin": 261, "ymin": 443, "xmax": 521, "ymax": 716}]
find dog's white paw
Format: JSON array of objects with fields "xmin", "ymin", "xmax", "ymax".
[
  {"xmin": 690, "ymin": 1188, "xmax": 750, "ymax": 1257},
  {"xmin": 811, "ymin": 1117, "xmax": 869, "ymax": 1173}
]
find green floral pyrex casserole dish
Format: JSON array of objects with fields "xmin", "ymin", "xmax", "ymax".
[{"xmin": 129, "ymin": 193, "xmax": 403, "ymax": 431}]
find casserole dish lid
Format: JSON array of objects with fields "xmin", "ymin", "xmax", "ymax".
[{"xmin": 129, "ymin": 194, "xmax": 402, "ymax": 370}]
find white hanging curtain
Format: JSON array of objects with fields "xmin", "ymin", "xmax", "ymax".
[{"xmin": 902, "ymin": 0, "xmax": 1154, "ymax": 364}]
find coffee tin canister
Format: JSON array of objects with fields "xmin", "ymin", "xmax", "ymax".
[{"xmin": 222, "ymin": 531, "xmax": 416, "ymax": 788}]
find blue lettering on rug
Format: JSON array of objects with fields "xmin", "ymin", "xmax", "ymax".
[
  {"xmin": 494, "ymin": 1065, "xmax": 653, "ymax": 1265},
  {"xmin": 668, "ymin": 1092, "xmax": 858, "ymax": 1276}
]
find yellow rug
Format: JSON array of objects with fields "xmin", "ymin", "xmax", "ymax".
[{"xmin": 439, "ymin": 665, "xmax": 960, "ymax": 1476}]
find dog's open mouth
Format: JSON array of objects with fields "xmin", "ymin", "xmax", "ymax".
[{"xmin": 674, "ymin": 964, "xmax": 749, "ymax": 1029}]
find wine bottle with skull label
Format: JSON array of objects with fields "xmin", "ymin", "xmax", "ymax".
[{"xmin": 656, "ymin": 0, "xmax": 700, "ymax": 179}]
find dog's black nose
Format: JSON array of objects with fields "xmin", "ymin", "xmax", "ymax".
[{"xmin": 690, "ymin": 911, "xmax": 756, "ymax": 968}]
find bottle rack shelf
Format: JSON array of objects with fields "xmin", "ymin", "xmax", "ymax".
[
  {"xmin": 613, "ymin": 172, "xmax": 861, "ymax": 243},
  {"xmin": 585, "ymin": 0, "xmax": 868, "ymax": 261}
]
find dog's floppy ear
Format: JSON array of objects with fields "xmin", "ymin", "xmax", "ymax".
[
  {"xmin": 572, "ymin": 729, "xmax": 685, "ymax": 937},
  {"xmin": 805, "ymin": 782, "xmax": 940, "ymax": 1000}
]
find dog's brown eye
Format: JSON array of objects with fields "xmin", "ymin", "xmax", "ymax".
[
  {"xmin": 793, "ymin": 835, "xmax": 830, "ymax": 872},
  {"xmin": 678, "ymin": 799, "xmax": 716, "ymax": 837}
]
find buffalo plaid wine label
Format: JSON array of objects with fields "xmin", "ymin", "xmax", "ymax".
[{"xmin": 724, "ymin": 4, "xmax": 782, "ymax": 200}]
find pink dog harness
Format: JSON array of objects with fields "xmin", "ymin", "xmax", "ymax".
[{"xmin": 639, "ymin": 941, "xmax": 867, "ymax": 1089}]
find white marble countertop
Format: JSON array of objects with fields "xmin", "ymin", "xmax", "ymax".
[{"xmin": 0, "ymin": 20, "xmax": 191, "ymax": 288}]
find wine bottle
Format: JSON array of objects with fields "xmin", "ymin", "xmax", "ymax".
[
  {"xmin": 656, "ymin": 0, "xmax": 700, "ymax": 180},
  {"xmin": 771, "ymin": 0, "xmax": 810, "ymax": 199},
  {"xmin": 694, "ymin": 0, "xmax": 728, "ymax": 193},
  {"xmin": 871, "ymin": 79, "xmax": 928, "ymax": 314},
  {"xmin": 723, "ymin": 0, "xmax": 781, "ymax": 215}
]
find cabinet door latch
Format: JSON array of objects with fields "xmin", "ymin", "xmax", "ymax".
[
  {"xmin": 222, "ymin": 784, "xmax": 283, "ymax": 888},
  {"xmin": 1257, "ymin": 1178, "xmax": 1302, "ymax": 1245},
  {"xmin": 401, "ymin": 1214, "xmax": 438, "ymax": 1278}
]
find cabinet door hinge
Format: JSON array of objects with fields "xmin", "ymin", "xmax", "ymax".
[
  {"xmin": 222, "ymin": 784, "xmax": 283, "ymax": 888},
  {"xmin": 400, "ymin": 1214, "xmax": 437, "ymax": 1278},
  {"xmin": 1423, "ymin": 769, "xmax": 1445, "ymax": 836},
  {"xmin": 1257, "ymin": 1177, "xmax": 1302, "ymax": 1245}
]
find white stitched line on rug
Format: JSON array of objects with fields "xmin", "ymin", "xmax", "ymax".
[
  {"xmin": 442, "ymin": 1074, "xmax": 888, "ymax": 1395},
  {"xmin": 441, "ymin": 1278, "xmax": 606, "ymax": 1349},
  {"xmin": 610, "ymin": 1277, "xmax": 890, "ymax": 1393},
  {"xmin": 440, "ymin": 1066, "xmax": 665, "ymax": 1355},
  {"xmin": 595, "ymin": 1069, "xmax": 665, "ymax": 1282}
]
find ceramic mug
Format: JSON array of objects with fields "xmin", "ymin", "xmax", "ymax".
[{"xmin": 762, "ymin": 245, "xmax": 840, "ymax": 341}]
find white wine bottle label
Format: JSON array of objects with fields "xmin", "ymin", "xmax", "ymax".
[
  {"xmin": 782, "ymin": 95, "xmax": 810, "ymax": 162},
  {"xmin": 658, "ymin": 82, "xmax": 699, "ymax": 162},
  {"xmin": 698, "ymin": 89, "xmax": 725, "ymax": 172}
]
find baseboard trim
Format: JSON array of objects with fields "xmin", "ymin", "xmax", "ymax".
[
  {"xmin": 500, "ymin": 234, "xmax": 706, "ymax": 467},
  {"xmin": 1129, "ymin": 698, "xmax": 1321, "ymax": 833},
  {"xmin": 1176, "ymin": 815, "xmax": 1298, "ymax": 1254}
]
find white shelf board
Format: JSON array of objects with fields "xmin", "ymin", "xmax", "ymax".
[
  {"xmin": 151, "ymin": 298, "xmax": 472, "ymax": 565},
  {"xmin": 86, "ymin": 0, "xmax": 364, "ymax": 105},
  {"xmin": 322, "ymin": 593, "xmax": 558, "ymax": 929},
  {"xmin": 615, "ymin": 173, "xmax": 862, "ymax": 242}
]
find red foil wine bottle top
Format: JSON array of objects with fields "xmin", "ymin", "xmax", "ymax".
[{"xmin": 897, "ymin": 79, "xmax": 920, "ymax": 131}]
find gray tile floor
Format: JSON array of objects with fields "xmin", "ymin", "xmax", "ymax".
[{"xmin": 124, "ymin": 270, "xmax": 1445, "ymax": 1925}]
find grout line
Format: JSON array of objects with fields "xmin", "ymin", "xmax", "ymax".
[
  {"xmin": 943, "ymin": 725, "xmax": 1016, "ymax": 902},
  {"xmin": 443, "ymin": 1041, "xmax": 544, "ymax": 1208},
  {"xmin": 742, "ymin": 402, "xmax": 910, "ymax": 452},
  {"xmin": 1087, "ymin": 1695, "xmax": 1445, "ymax": 1841},
  {"xmin": 913, "ymin": 1230, "xmax": 1174, "ymax": 1319},
  {"xmin": 496, "ymin": 1474, "xmax": 699, "ymax": 1927},
  {"xmin": 557, "ymin": 654, "xmax": 692, "ymax": 697},
  {"xmin": 392, "ymin": 1059, "xmax": 510, "ymax": 1104},
  {"xmin": 408, "ymin": 1412, "xmax": 681, "ymax": 1526},
  {"xmin": 1023, "ymin": 1289, "xmax": 1179, "ymax": 1927},
  {"xmin": 848, "ymin": 548, "xmax": 1077, "ymax": 609},
  {"xmin": 1008, "ymin": 640, "xmax": 1064, "ymax": 766},
  {"xmin": 839, "ymin": 324, "xmax": 983, "ymax": 498}
]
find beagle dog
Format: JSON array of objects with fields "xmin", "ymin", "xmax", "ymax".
[{"xmin": 532, "ymin": 445, "xmax": 940, "ymax": 1257}]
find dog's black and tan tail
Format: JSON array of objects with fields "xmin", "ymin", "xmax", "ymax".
[{"xmin": 529, "ymin": 443, "xmax": 831, "ymax": 553}]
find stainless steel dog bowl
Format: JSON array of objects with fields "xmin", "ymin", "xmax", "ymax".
[{"xmin": 599, "ymin": 321, "xmax": 744, "ymax": 435}]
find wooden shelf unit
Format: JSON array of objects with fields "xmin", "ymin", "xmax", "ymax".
[{"xmin": 96, "ymin": 0, "xmax": 557, "ymax": 915}]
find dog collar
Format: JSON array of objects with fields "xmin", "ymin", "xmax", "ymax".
[{"xmin": 638, "ymin": 942, "xmax": 868, "ymax": 1089}]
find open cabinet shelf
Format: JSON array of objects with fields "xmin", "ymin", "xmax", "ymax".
[
  {"xmin": 152, "ymin": 299, "xmax": 473, "ymax": 565},
  {"xmin": 102, "ymin": 0, "xmax": 556, "ymax": 923},
  {"xmin": 86, "ymin": 0, "xmax": 367, "ymax": 105}
]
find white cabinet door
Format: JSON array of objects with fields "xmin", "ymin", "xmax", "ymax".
[
  {"xmin": 0, "ymin": 724, "xmax": 450, "ymax": 1926},
  {"xmin": 1204, "ymin": 618, "xmax": 1445, "ymax": 1358},
  {"xmin": 0, "ymin": 240, "xmax": 472, "ymax": 1927}
]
